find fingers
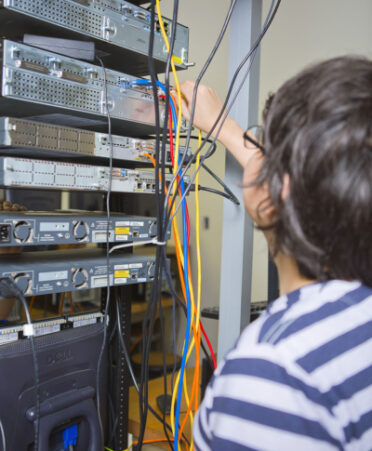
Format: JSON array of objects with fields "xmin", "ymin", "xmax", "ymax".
[
  {"xmin": 180, "ymin": 80, "xmax": 196, "ymax": 101},
  {"xmin": 180, "ymin": 97, "xmax": 191, "ymax": 121}
]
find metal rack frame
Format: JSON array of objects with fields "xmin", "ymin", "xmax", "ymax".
[{"xmin": 218, "ymin": 0, "xmax": 262, "ymax": 360}]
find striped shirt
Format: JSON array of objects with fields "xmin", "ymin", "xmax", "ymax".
[{"xmin": 194, "ymin": 280, "xmax": 372, "ymax": 450}]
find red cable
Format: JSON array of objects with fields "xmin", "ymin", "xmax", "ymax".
[
  {"xmin": 165, "ymin": 95, "xmax": 217, "ymax": 370},
  {"xmin": 200, "ymin": 320, "xmax": 217, "ymax": 369},
  {"xmin": 166, "ymin": 102, "xmax": 191, "ymax": 246}
]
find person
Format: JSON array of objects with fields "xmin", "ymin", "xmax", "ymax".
[{"xmin": 179, "ymin": 57, "xmax": 372, "ymax": 450}]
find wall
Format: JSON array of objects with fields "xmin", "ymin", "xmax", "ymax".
[
  {"xmin": 158, "ymin": 0, "xmax": 372, "ymax": 355},
  {"xmin": 157, "ymin": 0, "xmax": 231, "ymax": 355},
  {"xmin": 253, "ymin": 0, "xmax": 372, "ymax": 308}
]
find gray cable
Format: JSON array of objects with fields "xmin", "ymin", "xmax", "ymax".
[
  {"xmin": 0, "ymin": 278, "xmax": 39, "ymax": 451},
  {"xmin": 162, "ymin": 0, "xmax": 237, "ymax": 221},
  {"xmin": 0, "ymin": 418, "xmax": 6, "ymax": 451},
  {"xmin": 166, "ymin": 0, "xmax": 277, "ymax": 225},
  {"xmin": 95, "ymin": 55, "xmax": 114, "ymax": 449}
]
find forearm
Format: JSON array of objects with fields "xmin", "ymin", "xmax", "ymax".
[
  {"xmin": 179, "ymin": 81, "xmax": 260, "ymax": 168},
  {"xmin": 216, "ymin": 116, "xmax": 258, "ymax": 169}
]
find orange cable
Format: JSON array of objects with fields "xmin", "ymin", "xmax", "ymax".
[
  {"xmin": 145, "ymin": 153, "xmax": 201, "ymax": 444},
  {"xmin": 29, "ymin": 296, "xmax": 35, "ymax": 312},
  {"xmin": 58, "ymin": 292, "xmax": 66, "ymax": 315},
  {"xmin": 68, "ymin": 292, "xmax": 75, "ymax": 313}
]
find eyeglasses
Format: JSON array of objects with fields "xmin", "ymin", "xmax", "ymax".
[{"xmin": 243, "ymin": 125, "xmax": 265, "ymax": 155}]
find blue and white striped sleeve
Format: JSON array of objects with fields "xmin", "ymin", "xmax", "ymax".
[{"xmin": 193, "ymin": 346, "xmax": 344, "ymax": 451}]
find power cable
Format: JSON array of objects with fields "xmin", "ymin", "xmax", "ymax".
[
  {"xmin": 115, "ymin": 299, "xmax": 190, "ymax": 448},
  {"xmin": 95, "ymin": 55, "xmax": 114, "ymax": 450},
  {"xmin": 137, "ymin": 0, "xmax": 166, "ymax": 447},
  {"xmin": 0, "ymin": 278, "xmax": 39, "ymax": 451}
]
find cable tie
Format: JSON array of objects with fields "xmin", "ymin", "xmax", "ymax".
[
  {"xmin": 23, "ymin": 323, "xmax": 35, "ymax": 337},
  {"xmin": 152, "ymin": 238, "xmax": 166, "ymax": 246},
  {"xmin": 109, "ymin": 237, "xmax": 167, "ymax": 254}
]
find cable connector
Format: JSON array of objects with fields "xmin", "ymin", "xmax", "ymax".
[
  {"xmin": 63, "ymin": 424, "xmax": 78, "ymax": 450},
  {"xmin": 120, "ymin": 79, "xmax": 149, "ymax": 90},
  {"xmin": 23, "ymin": 323, "xmax": 35, "ymax": 337}
]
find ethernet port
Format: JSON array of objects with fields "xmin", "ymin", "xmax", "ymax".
[
  {"xmin": 0, "ymin": 224, "xmax": 11, "ymax": 243},
  {"xmin": 137, "ymin": 182, "xmax": 142, "ymax": 190},
  {"xmin": 133, "ymin": 230, "xmax": 139, "ymax": 238},
  {"xmin": 131, "ymin": 272, "xmax": 138, "ymax": 280},
  {"xmin": 146, "ymin": 183, "xmax": 151, "ymax": 190},
  {"xmin": 156, "ymin": 19, "xmax": 169, "ymax": 34}
]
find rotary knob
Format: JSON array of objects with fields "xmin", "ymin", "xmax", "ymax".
[
  {"xmin": 71, "ymin": 268, "xmax": 88, "ymax": 289},
  {"xmin": 13, "ymin": 221, "xmax": 31, "ymax": 243},
  {"xmin": 73, "ymin": 221, "xmax": 89, "ymax": 242}
]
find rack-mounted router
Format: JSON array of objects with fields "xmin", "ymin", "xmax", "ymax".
[
  {"xmin": 0, "ymin": 248, "xmax": 156, "ymax": 296},
  {"xmin": 0, "ymin": 0, "xmax": 189, "ymax": 75},
  {"xmin": 0, "ymin": 156, "xmax": 190, "ymax": 193},
  {"xmin": 0, "ymin": 39, "xmax": 165, "ymax": 135},
  {"xmin": 0, "ymin": 117, "xmax": 191, "ymax": 166},
  {"xmin": 0, "ymin": 210, "xmax": 170, "ymax": 246}
]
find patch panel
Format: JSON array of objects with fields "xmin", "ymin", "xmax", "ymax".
[{"xmin": 0, "ymin": 117, "xmax": 191, "ymax": 166}]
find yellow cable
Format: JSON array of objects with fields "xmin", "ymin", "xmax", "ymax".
[
  {"xmin": 191, "ymin": 131, "xmax": 203, "ymax": 450},
  {"xmin": 155, "ymin": 6, "xmax": 203, "ymax": 448},
  {"xmin": 170, "ymin": 131, "xmax": 203, "ymax": 447},
  {"xmin": 145, "ymin": 152, "xmax": 196, "ymax": 440},
  {"xmin": 155, "ymin": 0, "xmax": 183, "ymax": 201}
]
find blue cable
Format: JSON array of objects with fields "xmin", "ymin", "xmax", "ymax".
[
  {"xmin": 173, "ymin": 158, "xmax": 190, "ymax": 451},
  {"xmin": 153, "ymin": 79, "xmax": 189, "ymax": 451},
  {"xmin": 121, "ymin": 79, "xmax": 178, "ymax": 128},
  {"xmin": 122, "ymin": 78, "xmax": 190, "ymax": 450}
]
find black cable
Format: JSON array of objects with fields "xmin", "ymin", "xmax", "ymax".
[
  {"xmin": 157, "ymin": 2, "xmax": 180, "ymax": 446},
  {"xmin": 163, "ymin": 0, "xmax": 279, "ymax": 226},
  {"xmin": 115, "ymin": 299, "xmax": 190, "ymax": 448},
  {"xmin": 161, "ymin": 250, "xmax": 213, "ymax": 365},
  {"xmin": 162, "ymin": 0, "xmax": 237, "ymax": 230},
  {"xmin": 164, "ymin": 0, "xmax": 281, "ymax": 230},
  {"xmin": 95, "ymin": 55, "xmax": 114, "ymax": 450},
  {"xmin": 147, "ymin": 134, "xmax": 218, "ymax": 161},
  {"xmin": 0, "ymin": 278, "xmax": 40, "ymax": 451},
  {"xmin": 138, "ymin": 0, "xmax": 181, "ymax": 448},
  {"xmin": 200, "ymin": 163, "xmax": 240, "ymax": 205},
  {"xmin": 191, "ymin": 184, "xmax": 239, "ymax": 204},
  {"xmin": 157, "ymin": 284, "xmax": 174, "ymax": 451},
  {"xmin": 165, "ymin": 0, "xmax": 279, "ymax": 226},
  {"xmin": 137, "ymin": 0, "xmax": 164, "ymax": 447}
]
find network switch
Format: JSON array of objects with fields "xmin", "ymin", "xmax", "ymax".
[
  {"xmin": 0, "ymin": 157, "xmax": 190, "ymax": 193},
  {"xmin": 0, "ymin": 117, "xmax": 191, "ymax": 166},
  {"xmin": 0, "ymin": 210, "xmax": 168, "ymax": 246},
  {"xmin": 0, "ymin": 248, "xmax": 156, "ymax": 296},
  {"xmin": 0, "ymin": 39, "xmax": 165, "ymax": 134},
  {"xmin": 0, "ymin": 0, "xmax": 189, "ymax": 74}
]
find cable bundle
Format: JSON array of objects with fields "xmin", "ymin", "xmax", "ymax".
[{"xmin": 103, "ymin": 0, "xmax": 282, "ymax": 449}]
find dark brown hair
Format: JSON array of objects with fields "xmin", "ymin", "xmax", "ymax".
[{"xmin": 257, "ymin": 56, "xmax": 372, "ymax": 285}]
